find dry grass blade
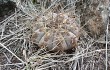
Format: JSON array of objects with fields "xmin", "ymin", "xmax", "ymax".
[{"xmin": 0, "ymin": 42, "xmax": 25, "ymax": 63}]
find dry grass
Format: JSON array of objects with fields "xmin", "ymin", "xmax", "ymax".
[{"xmin": 0, "ymin": 0, "xmax": 110, "ymax": 70}]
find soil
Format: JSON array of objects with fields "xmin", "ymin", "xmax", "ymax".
[{"xmin": 0, "ymin": 1, "xmax": 16, "ymax": 22}]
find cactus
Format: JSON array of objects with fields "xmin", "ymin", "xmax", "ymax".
[{"xmin": 30, "ymin": 12, "xmax": 80, "ymax": 52}]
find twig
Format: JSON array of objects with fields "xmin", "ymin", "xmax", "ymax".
[
  {"xmin": 105, "ymin": 15, "xmax": 109, "ymax": 70},
  {"xmin": 0, "ymin": 63, "xmax": 24, "ymax": 67}
]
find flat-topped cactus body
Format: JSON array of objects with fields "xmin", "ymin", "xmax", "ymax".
[{"xmin": 30, "ymin": 12, "xmax": 80, "ymax": 52}]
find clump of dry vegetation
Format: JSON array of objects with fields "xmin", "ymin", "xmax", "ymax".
[{"xmin": 0, "ymin": 0, "xmax": 110, "ymax": 70}]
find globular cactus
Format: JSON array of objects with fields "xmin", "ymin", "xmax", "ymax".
[
  {"xmin": 30, "ymin": 12, "xmax": 80, "ymax": 52},
  {"xmin": 87, "ymin": 11, "xmax": 105, "ymax": 38}
]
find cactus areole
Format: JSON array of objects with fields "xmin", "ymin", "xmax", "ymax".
[{"xmin": 31, "ymin": 12, "xmax": 80, "ymax": 52}]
